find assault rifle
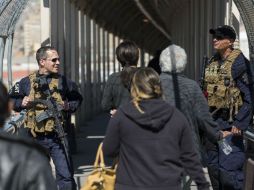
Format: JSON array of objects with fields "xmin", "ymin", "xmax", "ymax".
[
  {"xmin": 32, "ymin": 75, "xmax": 71, "ymax": 167},
  {"xmin": 32, "ymin": 98, "xmax": 71, "ymax": 167},
  {"xmin": 3, "ymin": 110, "xmax": 27, "ymax": 134}
]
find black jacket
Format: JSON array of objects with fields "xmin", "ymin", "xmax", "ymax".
[
  {"xmin": 103, "ymin": 99, "xmax": 210, "ymax": 190},
  {"xmin": 0, "ymin": 133, "xmax": 57, "ymax": 190}
]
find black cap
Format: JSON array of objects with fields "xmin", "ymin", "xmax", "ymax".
[{"xmin": 209, "ymin": 25, "xmax": 236, "ymax": 41}]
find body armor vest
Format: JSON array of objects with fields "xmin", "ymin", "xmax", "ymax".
[
  {"xmin": 25, "ymin": 72, "xmax": 64, "ymax": 136},
  {"xmin": 204, "ymin": 49, "xmax": 243, "ymax": 121}
]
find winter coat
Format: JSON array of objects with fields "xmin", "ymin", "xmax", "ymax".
[
  {"xmin": 101, "ymin": 72, "xmax": 131, "ymax": 111},
  {"xmin": 0, "ymin": 133, "xmax": 57, "ymax": 190},
  {"xmin": 160, "ymin": 73, "xmax": 221, "ymax": 154},
  {"xmin": 103, "ymin": 99, "xmax": 210, "ymax": 190}
]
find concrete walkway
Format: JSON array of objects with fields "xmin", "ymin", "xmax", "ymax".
[
  {"xmin": 72, "ymin": 113, "xmax": 212, "ymax": 190},
  {"xmin": 73, "ymin": 113, "xmax": 110, "ymax": 189}
]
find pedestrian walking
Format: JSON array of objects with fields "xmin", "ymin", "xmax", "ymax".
[{"xmin": 103, "ymin": 67, "xmax": 210, "ymax": 190}]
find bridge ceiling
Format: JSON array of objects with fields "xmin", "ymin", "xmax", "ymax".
[{"xmin": 71, "ymin": 0, "xmax": 189, "ymax": 54}]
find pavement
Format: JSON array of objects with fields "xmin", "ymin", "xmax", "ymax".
[
  {"xmin": 72, "ymin": 113, "xmax": 212, "ymax": 190},
  {"xmin": 73, "ymin": 113, "xmax": 110, "ymax": 189}
]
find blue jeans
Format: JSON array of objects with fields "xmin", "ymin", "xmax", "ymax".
[
  {"xmin": 205, "ymin": 136, "xmax": 245, "ymax": 190},
  {"xmin": 35, "ymin": 134, "xmax": 76, "ymax": 190}
]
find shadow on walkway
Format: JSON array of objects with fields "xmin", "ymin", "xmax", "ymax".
[{"xmin": 73, "ymin": 112, "xmax": 110, "ymax": 189}]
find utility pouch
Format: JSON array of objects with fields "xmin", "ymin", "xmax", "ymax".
[
  {"xmin": 45, "ymin": 119, "xmax": 54, "ymax": 132},
  {"xmin": 207, "ymin": 84, "xmax": 215, "ymax": 94},
  {"xmin": 26, "ymin": 111, "xmax": 35, "ymax": 129},
  {"xmin": 215, "ymin": 85, "xmax": 226, "ymax": 97}
]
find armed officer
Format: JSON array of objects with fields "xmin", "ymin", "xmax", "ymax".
[
  {"xmin": 204, "ymin": 25, "xmax": 252, "ymax": 190},
  {"xmin": 9, "ymin": 46, "xmax": 83, "ymax": 190}
]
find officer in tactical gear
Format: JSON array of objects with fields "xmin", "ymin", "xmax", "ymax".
[
  {"xmin": 204, "ymin": 25, "xmax": 252, "ymax": 190},
  {"xmin": 9, "ymin": 46, "xmax": 83, "ymax": 190}
]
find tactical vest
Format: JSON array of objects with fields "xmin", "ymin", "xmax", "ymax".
[
  {"xmin": 25, "ymin": 72, "xmax": 64, "ymax": 136},
  {"xmin": 204, "ymin": 49, "xmax": 243, "ymax": 121}
]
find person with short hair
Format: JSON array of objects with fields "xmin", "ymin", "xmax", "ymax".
[
  {"xmin": 204, "ymin": 25, "xmax": 252, "ymax": 190},
  {"xmin": 9, "ymin": 46, "xmax": 83, "ymax": 190},
  {"xmin": 103, "ymin": 67, "xmax": 210, "ymax": 190},
  {"xmin": 0, "ymin": 81, "xmax": 57, "ymax": 190},
  {"xmin": 101, "ymin": 40, "xmax": 139, "ymax": 114}
]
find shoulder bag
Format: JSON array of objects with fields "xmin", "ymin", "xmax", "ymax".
[{"xmin": 81, "ymin": 143, "xmax": 116, "ymax": 190}]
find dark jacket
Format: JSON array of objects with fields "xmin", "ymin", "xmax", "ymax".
[
  {"xmin": 0, "ymin": 133, "xmax": 57, "ymax": 190},
  {"xmin": 101, "ymin": 72, "xmax": 131, "ymax": 111},
  {"xmin": 160, "ymin": 73, "xmax": 221, "ymax": 153},
  {"xmin": 103, "ymin": 99, "xmax": 210, "ymax": 190},
  {"xmin": 9, "ymin": 73, "xmax": 83, "ymax": 113}
]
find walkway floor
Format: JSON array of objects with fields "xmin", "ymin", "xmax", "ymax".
[{"xmin": 72, "ymin": 113, "xmax": 212, "ymax": 190}]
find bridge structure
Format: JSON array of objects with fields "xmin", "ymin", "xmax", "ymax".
[
  {"xmin": 0, "ymin": 0, "xmax": 254, "ymax": 189},
  {"xmin": 0, "ymin": 0, "xmax": 254, "ymax": 123}
]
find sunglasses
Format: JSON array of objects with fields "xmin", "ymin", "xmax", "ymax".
[
  {"xmin": 212, "ymin": 35, "xmax": 224, "ymax": 40},
  {"xmin": 50, "ymin": 58, "xmax": 60, "ymax": 62},
  {"xmin": 212, "ymin": 34, "xmax": 232, "ymax": 41}
]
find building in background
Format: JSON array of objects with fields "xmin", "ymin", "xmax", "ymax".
[
  {"xmin": 231, "ymin": 1, "xmax": 249, "ymax": 59},
  {"xmin": 3, "ymin": 0, "xmax": 41, "ymax": 85},
  {"xmin": 24, "ymin": 20, "xmax": 40, "ymax": 56}
]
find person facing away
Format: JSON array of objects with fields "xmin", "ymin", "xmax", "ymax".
[
  {"xmin": 0, "ymin": 81, "xmax": 57, "ymax": 190},
  {"xmin": 203, "ymin": 25, "xmax": 252, "ymax": 190},
  {"xmin": 159, "ymin": 44, "xmax": 229, "ymax": 160},
  {"xmin": 9, "ymin": 46, "xmax": 83, "ymax": 190},
  {"xmin": 101, "ymin": 40, "xmax": 139, "ymax": 114},
  {"xmin": 103, "ymin": 67, "xmax": 210, "ymax": 190}
]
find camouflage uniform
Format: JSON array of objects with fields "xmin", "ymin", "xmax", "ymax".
[
  {"xmin": 9, "ymin": 72, "xmax": 83, "ymax": 190},
  {"xmin": 204, "ymin": 50, "xmax": 252, "ymax": 190}
]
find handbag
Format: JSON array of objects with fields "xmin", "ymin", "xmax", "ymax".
[{"xmin": 81, "ymin": 143, "xmax": 116, "ymax": 190}]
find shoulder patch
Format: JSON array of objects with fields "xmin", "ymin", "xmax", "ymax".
[{"xmin": 241, "ymin": 73, "xmax": 250, "ymax": 84}]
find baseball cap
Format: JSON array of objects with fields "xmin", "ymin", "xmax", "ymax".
[{"xmin": 209, "ymin": 25, "xmax": 236, "ymax": 41}]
